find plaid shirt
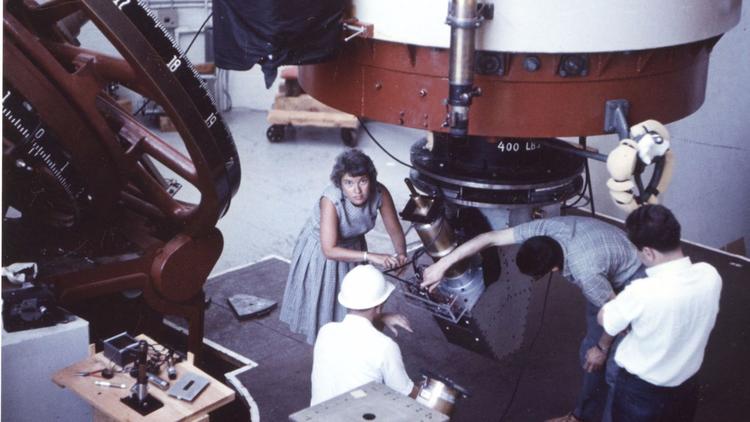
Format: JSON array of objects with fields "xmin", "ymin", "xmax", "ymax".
[{"xmin": 513, "ymin": 216, "xmax": 642, "ymax": 307}]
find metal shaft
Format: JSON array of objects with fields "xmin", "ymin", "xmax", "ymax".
[
  {"xmin": 136, "ymin": 340, "xmax": 149, "ymax": 402},
  {"xmin": 448, "ymin": 0, "xmax": 477, "ymax": 85},
  {"xmin": 446, "ymin": 0, "xmax": 479, "ymax": 136}
]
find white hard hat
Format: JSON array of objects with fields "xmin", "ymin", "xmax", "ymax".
[{"xmin": 337, "ymin": 264, "xmax": 395, "ymax": 310}]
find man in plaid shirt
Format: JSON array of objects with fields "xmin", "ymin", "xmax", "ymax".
[{"xmin": 423, "ymin": 216, "xmax": 645, "ymax": 422}]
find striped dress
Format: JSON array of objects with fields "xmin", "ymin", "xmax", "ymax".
[{"xmin": 280, "ymin": 184, "xmax": 383, "ymax": 344}]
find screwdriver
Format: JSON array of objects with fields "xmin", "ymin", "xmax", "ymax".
[
  {"xmin": 94, "ymin": 381, "xmax": 127, "ymax": 389},
  {"xmin": 77, "ymin": 368, "xmax": 104, "ymax": 377}
]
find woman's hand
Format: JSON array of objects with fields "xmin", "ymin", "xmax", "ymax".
[
  {"xmin": 393, "ymin": 253, "xmax": 409, "ymax": 275},
  {"xmin": 369, "ymin": 253, "xmax": 399, "ymax": 270},
  {"xmin": 378, "ymin": 313, "xmax": 413, "ymax": 337},
  {"xmin": 395, "ymin": 253, "xmax": 408, "ymax": 266}
]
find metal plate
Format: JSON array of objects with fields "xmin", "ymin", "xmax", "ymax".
[
  {"xmin": 289, "ymin": 382, "xmax": 448, "ymax": 422},
  {"xmin": 227, "ymin": 294, "xmax": 277, "ymax": 320},
  {"xmin": 167, "ymin": 372, "xmax": 210, "ymax": 402}
]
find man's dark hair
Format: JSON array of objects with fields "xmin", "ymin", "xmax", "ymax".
[
  {"xmin": 625, "ymin": 204, "xmax": 681, "ymax": 252},
  {"xmin": 516, "ymin": 236, "xmax": 564, "ymax": 278},
  {"xmin": 330, "ymin": 149, "xmax": 378, "ymax": 188}
]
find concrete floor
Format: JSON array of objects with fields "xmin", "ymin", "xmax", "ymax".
[
  {"xmin": 31, "ymin": 107, "xmax": 746, "ymax": 422},
  {"xmin": 209, "ymin": 108, "xmax": 424, "ymax": 275},
  {"xmin": 187, "ymin": 107, "xmax": 749, "ymax": 421}
]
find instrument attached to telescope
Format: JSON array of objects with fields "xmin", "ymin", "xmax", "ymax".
[{"xmin": 398, "ymin": 179, "xmax": 485, "ymax": 324}]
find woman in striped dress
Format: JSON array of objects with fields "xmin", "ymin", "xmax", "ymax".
[{"xmin": 279, "ymin": 149, "xmax": 408, "ymax": 344}]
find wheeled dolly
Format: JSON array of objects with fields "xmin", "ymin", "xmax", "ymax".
[{"xmin": 266, "ymin": 67, "xmax": 359, "ymax": 146}]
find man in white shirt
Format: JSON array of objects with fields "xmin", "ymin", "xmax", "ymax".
[
  {"xmin": 310, "ymin": 264, "xmax": 418, "ymax": 406},
  {"xmin": 598, "ymin": 205, "xmax": 722, "ymax": 421}
]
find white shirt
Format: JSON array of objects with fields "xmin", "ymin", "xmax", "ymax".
[
  {"xmin": 602, "ymin": 257, "xmax": 721, "ymax": 387},
  {"xmin": 310, "ymin": 314, "xmax": 414, "ymax": 405}
]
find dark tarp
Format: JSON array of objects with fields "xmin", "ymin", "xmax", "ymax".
[{"xmin": 213, "ymin": 0, "xmax": 345, "ymax": 88}]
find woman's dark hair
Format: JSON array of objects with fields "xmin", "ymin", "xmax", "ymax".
[
  {"xmin": 625, "ymin": 204, "xmax": 681, "ymax": 252},
  {"xmin": 516, "ymin": 236, "xmax": 564, "ymax": 278},
  {"xmin": 330, "ymin": 149, "xmax": 378, "ymax": 188}
]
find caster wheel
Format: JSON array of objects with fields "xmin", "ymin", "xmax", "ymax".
[
  {"xmin": 267, "ymin": 125, "xmax": 285, "ymax": 143},
  {"xmin": 341, "ymin": 128, "xmax": 357, "ymax": 147},
  {"xmin": 285, "ymin": 124, "xmax": 296, "ymax": 139},
  {"xmin": 284, "ymin": 79, "xmax": 303, "ymax": 97}
]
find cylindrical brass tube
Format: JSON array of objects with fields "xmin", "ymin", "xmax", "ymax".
[
  {"xmin": 415, "ymin": 217, "xmax": 455, "ymax": 259},
  {"xmin": 415, "ymin": 217, "xmax": 469, "ymax": 278},
  {"xmin": 416, "ymin": 377, "xmax": 460, "ymax": 416}
]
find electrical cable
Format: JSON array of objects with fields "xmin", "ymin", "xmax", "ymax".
[
  {"xmin": 383, "ymin": 246, "xmax": 425, "ymax": 276},
  {"xmin": 497, "ymin": 271, "xmax": 554, "ymax": 422},
  {"xmin": 410, "ymin": 248, "xmax": 426, "ymax": 276},
  {"xmin": 132, "ymin": 96, "xmax": 151, "ymax": 117},
  {"xmin": 587, "ymin": 164, "xmax": 597, "ymax": 217},
  {"xmin": 561, "ymin": 165, "xmax": 596, "ymax": 214},
  {"xmin": 565, "ymin": 186, "xmax": 591, "ymax": 210},
  {"xmin": 184, "ymin": 12, "xmax": 213, "ymax": 54},
  {"xmin": 132, "ymin": 12, "xmax": 213, "ymax": 116},
  {"xmin": 382, "ymin": 210, "xmax": 450, "ymax": 277},
  {"xmin": 384, "ymin": 271, "xmax": 416, "ymax": 287},
  {"xmin": 219, "ymin": 69, "xmax": 233, "ymax": 112},
  {"xmin": 562, "ymin": 136, "xmax": 600, "ymax": 212},
  {"xmin": 357, "ymin": 117, "xmax": 416, "ymax": 170},
  {"xmin": 562, "ymin": 162, "xmax": 593, "ymax": 210},
  {"xmin": 562, "ymin": 176, "xmax": 589, "ymax": 210},
  {"xmin": 580, "ymin": 136, "xmax": 596, "ymax": 217}
]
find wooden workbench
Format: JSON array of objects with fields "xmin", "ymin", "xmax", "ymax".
[{"xmin": 52, "ymin": 335, "xmax": 234, "ymax": 422}]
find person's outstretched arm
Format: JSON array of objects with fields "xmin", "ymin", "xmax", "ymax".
[
  {"xmin": 319, "ymin": 197, "xmax": 371, "ymax": 262},
  {"xmin": 320, "ymin": 194, "xmax": 404, "ymax": 270},
  {"xmin": 420, "ymin": 228, "xmax": 516, "ymax": 290}
]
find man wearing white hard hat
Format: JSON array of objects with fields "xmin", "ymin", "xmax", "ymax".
[{"xmin": 310, "ymin": 264, "xmax": 417, "ymax": 406}]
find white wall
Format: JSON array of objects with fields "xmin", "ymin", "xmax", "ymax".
[
  {"xmin": 584, "ymin": 4, "xmax": 750, "ymax": 254},
  {"xmin": 227, "ymin": 68, "xmax": 280, "ymax": 110}
]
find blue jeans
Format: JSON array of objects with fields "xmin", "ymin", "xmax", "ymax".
[
  {"xmin": 574, "ymin": 265, "xmax": 645, "ymax": 422},
  {"xmin": 612, "ymin": 369, "xmax": 698, "ymax": 422},
  {"xmin": 573, "ymin": 301, "xmax": 621, "ymax": 422}
]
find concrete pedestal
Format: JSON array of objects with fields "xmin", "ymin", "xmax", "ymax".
[{"xmin": 2, "ymin": 315, "xmax": 92, "ymax": 422}]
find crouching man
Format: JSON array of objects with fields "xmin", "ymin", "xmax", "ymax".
[
  {"xmin": 598, "ymin": 205, "xmax": 722, "ymax": 421},
  {"xmin": 310, "ymin": 264, "xmax": 418, "ymax": 406}
]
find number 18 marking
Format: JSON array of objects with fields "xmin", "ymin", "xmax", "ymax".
[{"xmin": 167, "ymin": 55, "xmax": 182, "ymax": 72}]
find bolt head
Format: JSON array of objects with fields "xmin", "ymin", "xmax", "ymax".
[{"xmin": 523, "ymin": 56, "xmax": 541, "ymax": 72}]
